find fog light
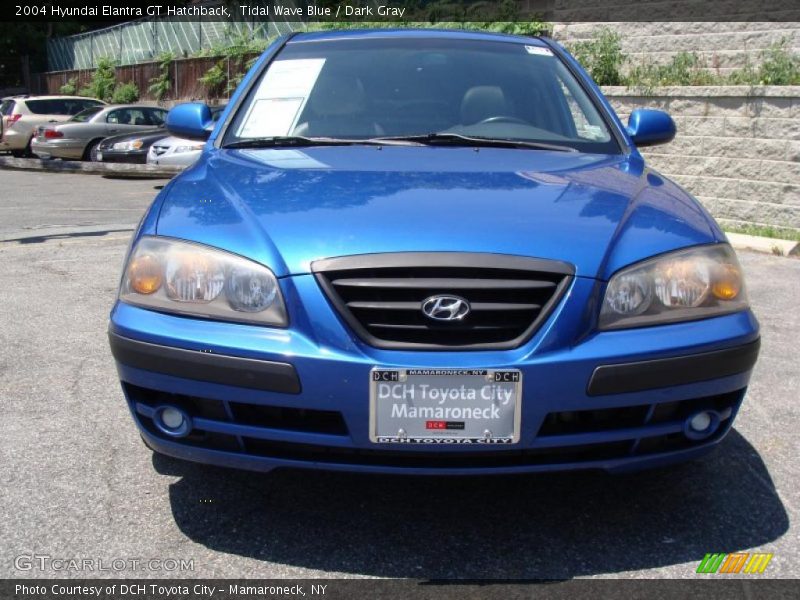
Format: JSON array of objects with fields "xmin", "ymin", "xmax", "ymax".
[
  {"xmin": 154, "ymin": 405, "xmax": 192, "ymax": 438},
  {"xmin": 683, "ymin": 410, "xmax": 720, "ymax": 440},
  {"xmin": 690, "ymin": 412, "xmax": 711, "ymax": 432}
]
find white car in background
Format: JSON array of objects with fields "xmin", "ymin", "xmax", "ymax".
[
  {"xmin": 147, "ymin": 105, "xmax": 225, "ymax": 168},
  {"xmin": 1, "ymin": 95, "xmax": 105, "ymax": 157},
  {"xmin": 147, "ymin": 135, "xmax": 206, "ymax": 168}
]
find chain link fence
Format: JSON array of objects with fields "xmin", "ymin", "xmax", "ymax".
[{"xmin": 46, "ymin": 3, "xmax": 304, "ymax": 71}]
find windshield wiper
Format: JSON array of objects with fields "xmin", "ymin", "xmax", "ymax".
[
  {"xmin": 369, "ymin": 133, "xmax": 578, "ymax": 152},
  {"xmin": 223, "ymin": 135, "xmax": 419, "ymax": 149},
  {"xmin": 224, "ymin": 133, "xmax": 576, "ymax": 152},
  {"xmin": 224, "ymin": 136, "xmax": 359, "ymax": 149}
]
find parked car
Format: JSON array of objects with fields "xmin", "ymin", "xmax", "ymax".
[
  {"xmin": 147, "ymin": 106, "xmax": 226, "ymax": 168},
  {"xmin": 97, "ymin": 128, "xmax": 170, "ymax": 164},
  {"xmin": 0, "ymin": 95, "xmax": 105, "ymax": 157},
  {"xmin": 109, "ymin": 30, "xmax": 760, "ymax": 476},
  {"xmin": 31, "ymin": 104, "xmax": 168, "ymax": 161}
]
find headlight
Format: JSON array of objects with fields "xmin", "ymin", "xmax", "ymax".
[
  {"xmin": 599, "ymin": 244, "xmax": 748, "ymax": 330},
  {"xmin": 119, "ymin": 236, "xmax": 287, "ymax": 326},
  {"xmin": 112, "ymin": 140, "xmax": 143, "ymax": 151},
  {"xmin": 173, "ymin": 144, "xmax": 204, "ymax": 154}
]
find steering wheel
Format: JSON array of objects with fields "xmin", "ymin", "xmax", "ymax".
[{"xmin": 478, "ymin": 115, "xmax": 529, "ymax": 125}]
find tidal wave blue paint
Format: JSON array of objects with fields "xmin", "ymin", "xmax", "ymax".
[{"xmin": 110, "ymin": 29, "xmax": 759, "ymax": 475}]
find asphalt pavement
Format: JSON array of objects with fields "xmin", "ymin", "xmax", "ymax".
[{"xmin": 0, "ymin": 170, "xmax": 797, "ymax": 579}]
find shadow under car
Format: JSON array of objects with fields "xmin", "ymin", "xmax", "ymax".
[{"xmin": 154, "ymin": 428, "xmax": 787, "ymax": 578}]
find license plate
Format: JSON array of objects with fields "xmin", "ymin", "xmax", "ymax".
[{"xmin": 370, "ymin": 368, "xmax": 522, "ymax": 444}]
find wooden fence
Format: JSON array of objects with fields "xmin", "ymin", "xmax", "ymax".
[{"xmin": 31, "ymin": 54, "xmax": 259, "ymax": 103}]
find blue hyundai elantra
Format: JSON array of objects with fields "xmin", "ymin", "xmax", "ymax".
[{"xmin": 109, "ymin": 29, "xmax": 760, "ymax": 475}]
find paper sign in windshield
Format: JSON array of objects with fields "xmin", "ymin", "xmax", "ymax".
[{"xmin": 237, "ymin": 58, "xmax": 326, "ymax": 138}]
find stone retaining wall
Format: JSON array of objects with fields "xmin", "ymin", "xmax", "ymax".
[
  {"xmin": 554, "ymin": 22, "xmax": 800, "ymax": 77},
  {"xmin": 602, "ymin": 86, "xmax": 800, "ymax": 229}
]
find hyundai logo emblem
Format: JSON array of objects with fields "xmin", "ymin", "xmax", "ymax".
[{"xmin": 421, "ymin": 295, "xmax": 471, "ymax": 321}]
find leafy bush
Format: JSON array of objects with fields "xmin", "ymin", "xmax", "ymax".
[
  {"xmin": 627, "ymin": 42, "xmax": 799, "ymax": 90},
  {"xmin": 79, "ymin": 57, "xmax": 117, "ymax": 101},
  {"xmin": 199, "ymin": 61, "xmax": 228, "ymax": 98},
  {"xmin": 569, "ymin": 28, "xmax": 625, "ymax": 86},
  {"xmin": 567, "ymin": 29, "xmax": 798, "ymax": 90},
  {"xmin": 111, "ymin": 82, "xmax": 139, "ymax": 103},
  {"xmin": 626, "ymin": 52, "xmax": 717, "ymax": 91},
  {"xmin": 753, "ymin": 39, "xmax": 800, "ymax": 85},
  {"xmin": 148, "ymin": 52, "xmax": 174, "ymax": 101},
  {"xmin": 59, "ymin": 77, "xmax": 77, "ymax": 95}
]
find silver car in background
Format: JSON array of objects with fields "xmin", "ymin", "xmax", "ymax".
[
  {"xmin": 147, "ymin": 105, "xmax": 226, "ymax": 168},
  {"xmin": 31, "ymin": 104, "xmax": 168, "ymax": 161},
  {"xmin": 1, "ymin": 95, "xmax": 105, "ymax": 157}
]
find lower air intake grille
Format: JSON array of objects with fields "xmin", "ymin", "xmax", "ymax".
[{"xmin": 313, "ymin": 252, "xmax": 574, "ymax": 350}]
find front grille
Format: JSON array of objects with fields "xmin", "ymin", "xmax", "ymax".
[{"xmin": 313, "ymin": 253, "xmax": 573, "ymax": 350}]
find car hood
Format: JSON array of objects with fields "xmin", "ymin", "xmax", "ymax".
[
  {"xmin": 102, "ymin": 128, "xmax": 167, "ymax": 146},
  {"xmin": 153, "ymin": 136, "xmax": 200, "ymax": 149},
  {"xmin": 155, "ymin": 146, "xmax": 720, "ymax": 280}
]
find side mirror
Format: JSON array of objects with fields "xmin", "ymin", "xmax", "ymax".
[
  {"xmin": 166, "ymin": 102, "xmax": 214, "ymax": 140},
  {"xmin": 626, "ymin": 108, "xmax": 676, "ymax": 147}
]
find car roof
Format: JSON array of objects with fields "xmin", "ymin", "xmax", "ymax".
[
  {"xmin": 289, "ymin": 28, "xmax": 547, "ymax": 46},
  {"xmin": 103, "ymin": 104, "xmax": 163, "ymax": 109},
  {"xmin": 19, "ymin": 95, "xmax": 106, "ymax": 101}
]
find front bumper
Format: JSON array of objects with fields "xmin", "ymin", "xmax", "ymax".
[
  {"xmin": 98, "ymin": 149, "xmax": 148, "ymax": 164},
  {"xmin": 109, "ymin": 274, "xmax": 760, "ymax": 475},
  {"xmin": 148, "ymin": 150, "xmax": 199, "ymax": 167}
]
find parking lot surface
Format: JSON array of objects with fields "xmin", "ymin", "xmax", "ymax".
[{"xmin": 0, "ymin": 170, "xmax": 797, "ymax": 579}]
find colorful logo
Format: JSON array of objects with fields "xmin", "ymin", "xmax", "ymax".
[{"xmin": 696, "ymin": 552, "xmax": 773, "ymax": 574}]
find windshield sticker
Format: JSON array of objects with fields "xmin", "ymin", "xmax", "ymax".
[
  {"xmin": 237, "ymin": 58, "xmax": 326, "ymax": 138},
  {"xmin": 525, "ymin": 46, "xmax": 553, "ymax": 56},
  {"xmin": 579, "ymin": 124, "xmax": 607, "ymax": 141}
]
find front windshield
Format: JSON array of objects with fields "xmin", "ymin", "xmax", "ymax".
[{"xmin": 225, "ymin": 37, "xmax": 619, "ymax": 153}]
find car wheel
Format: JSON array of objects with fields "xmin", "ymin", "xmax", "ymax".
[{"xmin": 85, "ymin": 139, "xmax": 101, "ymax": 162}]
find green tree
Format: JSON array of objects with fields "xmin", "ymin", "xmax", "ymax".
[
  {"xmin": 111, "ymin": 82, "xmax": 139, "ymax": 103},
  {"xmin": 148, "ymin": 52, "xmax": 174, "ymax": 101},
  {"xmin": 59, "ymin": 77, "xmax": 77, "ymax": 95},
  {"xmin": 79, "ymin": 57, "xmax": 117, "ymax": 101},
  {"xmin": 0, "ymin": 21, "xmax": 86, "ymax": 90},
  {"xmin": 570, "ymin": 28, "xmax": 625, "ymax": 86}
]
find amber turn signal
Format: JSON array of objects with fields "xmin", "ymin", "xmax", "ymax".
[
  {"xmin": 128, "ymin": 254, "xmax": 163, "ymax": 294},
  {"xmin": 712, "ymin": 264, "xmax": 742, "ymax": 300}
]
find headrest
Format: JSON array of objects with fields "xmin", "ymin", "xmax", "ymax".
[{"xmin": 460, "ymin": 86, "xmax": 508, "ymax": 125}]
